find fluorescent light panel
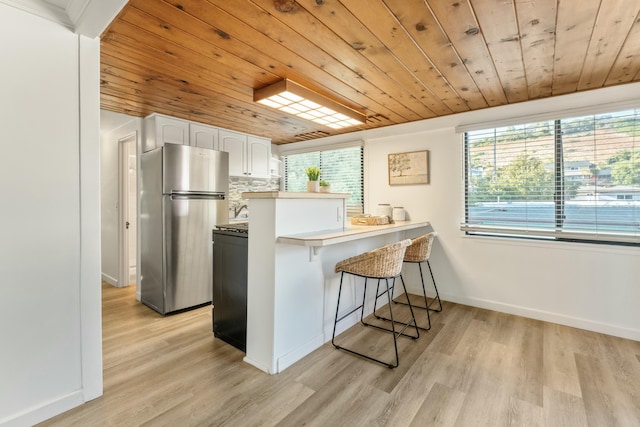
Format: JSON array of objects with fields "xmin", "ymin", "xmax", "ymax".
[{"xmin": 254, "ymin": 79, "xmax": 365, "ymax": 129}]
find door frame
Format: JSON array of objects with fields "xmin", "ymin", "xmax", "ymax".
[{"xmin": 117, "ymin": 132, "xmax": 138, "ymax": 288}]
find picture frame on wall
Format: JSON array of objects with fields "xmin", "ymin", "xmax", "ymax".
[{"xmin": 388, "ymin": 150, "xmax": 429, "ymax": 185}]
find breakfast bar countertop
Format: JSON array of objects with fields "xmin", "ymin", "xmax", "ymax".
[
  {"xmin": 278, "ymin": 220, "xmax": 430, "ymax": 247},
  {"xmin": 242, "ymin": 191, "xmax": 350, "ymax": 199}
]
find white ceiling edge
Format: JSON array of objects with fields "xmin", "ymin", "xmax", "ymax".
[
  {"xmin": 73, "ymin": 0, "xmax": 127, "ymax": 38},
  {"xmin": 0, "ymin": 0, "xmax": 127, "ymax": 38},
  {"xmin": 65, "ymin": 0, "xmax": 88, "ymax": 24},
  {"xmin": 100, "ymin": 109, "xmax": 139, "ymax": 134},
  {"xmin": 1, "ymin": 0, "xmax": 73, "ymax": 28}
]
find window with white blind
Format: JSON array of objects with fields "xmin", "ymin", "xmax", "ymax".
[
  {"xmin": 283, "ymin": 145, "xmax": 363, "ymax": 216},
  {"xmin": 463, "ymin": 108, "xmax": 640, "ymax": 245}
]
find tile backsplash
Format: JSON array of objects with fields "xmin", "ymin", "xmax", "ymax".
[{"xmin": 228, "ymin": 176, "xmax": 281, "ymax": 218}]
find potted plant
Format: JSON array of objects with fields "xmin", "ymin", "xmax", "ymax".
[
  {"xmin": 305, "ymin": 166, "xmax": 321, "ymax": 192},
  {"xmin": 319, "ymin": 179, "xmax": 331, "ymax": 193}
]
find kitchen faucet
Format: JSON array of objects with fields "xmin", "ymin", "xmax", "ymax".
[{"xmin": 233, "ymin": 204, "xmax": 248, "ymax": 218}]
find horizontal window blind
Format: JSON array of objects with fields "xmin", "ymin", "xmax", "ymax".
[
  {"xmin": 283, "ymin": 145, "xmax": 364, "ymax": 216},
  {"xmin": 463, "ymin": 108, "xmax": 640, "ymax": 244}
]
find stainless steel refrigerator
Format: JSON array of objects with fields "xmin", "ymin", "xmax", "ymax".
[{"xmin": 140, "ymin": 144, "xmax": 229, "ymax": 315}]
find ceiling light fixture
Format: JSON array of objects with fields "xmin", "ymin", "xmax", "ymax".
[{"xmin": 253, "ymin": 79, "xmax": 365, "ymax": 129}]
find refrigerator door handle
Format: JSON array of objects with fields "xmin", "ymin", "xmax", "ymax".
[{"xmin": 170, "ymin": 191, "xmax": 226, "ymax": 200}]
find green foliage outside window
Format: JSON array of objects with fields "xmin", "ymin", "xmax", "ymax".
[{"xmin": 284, "ymin": 146, "xmax": 363, "ymax": 212}]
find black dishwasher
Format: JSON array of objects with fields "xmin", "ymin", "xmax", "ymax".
[{"xmin": 212, "ymin": 223, "xmax": 248, "ymax": 352}]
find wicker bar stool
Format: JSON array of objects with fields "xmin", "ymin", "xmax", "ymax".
[
  {"xmin": 332, "ymin": 239, "xmax": 419, "ymax": 368},
  {"xmin": 394, "ymin": 232, "xmax": 443, "ymax": 331}
]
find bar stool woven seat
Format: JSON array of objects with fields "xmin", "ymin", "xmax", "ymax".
[
  {"xmin": 394, "ymin": 232, "xmax": 443, "ymax": 331},
  {"xmin": 404, "ymin": 233, "xmax": 435, "ymax": 263},
  {"xmin": 332, "ymin": 239, "xmax": 419, "ymax": 368},
  {"xmin": 335, "ymin": 240, "xmax": 409, "ymax": 278}
]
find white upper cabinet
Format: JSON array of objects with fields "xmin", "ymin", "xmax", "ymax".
[
  {"xmin": 144, "ymin": 114, "xmax": 271, "ymax": 178},
  {"xmin": 219, "ymin": 131, "xmax": 272, "ymax": 178},
  {"xmin": 219, "ymin": 130, "xmax": 246, "ymax": 177},
  {"xmin": 189, "ymin": 122, "xmax": 219, "ymax": 150},
  {"xmin": 247, "ymin": 136, "xmax": 271, "ymax": 178},
  {"xmin": 144, "ymin": 114, "xmax": 189, "ymax": 151}
]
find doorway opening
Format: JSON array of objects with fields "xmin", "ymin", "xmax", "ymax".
[{"xmin": 118, "ymin": 132, "xmax": 138, "ymax": 287}]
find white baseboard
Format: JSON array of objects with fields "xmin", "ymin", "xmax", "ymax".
[
  {"xmin": 101, "ymin": 272, "xmax": 118, "ymax": 287},
  {"xmin": 277, "ymin": 334, "xmax": 325, "ymax": 373},
  {"xmin": 242, "ymin": 356, "xmax": 274, "ymax": 375},
  {"xmin": 442, "ymin": 293, "xmax": 640, "ymax": 342},
  {"xmin": 0, "ymin": 390, "xmax": 84, "ymax": 427}
]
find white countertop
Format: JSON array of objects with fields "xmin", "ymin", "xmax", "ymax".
[
  {"xmin": 242, "ymin": 191, "xmax": 350, "ymax": 199},
  {"xmin": 277, "ymin": 220, "xmax": 430, "ymax": 247}
]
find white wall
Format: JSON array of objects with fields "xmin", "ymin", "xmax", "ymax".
[
  {"xmin": 100, "ymin": 111, "xmax": 142, "ymax": 287},
  {"xmin": 0, "ymin": 4, "xmax": 102, "ymax": 426},
  {"xmin": 295, "ymin": 83, "xmax": 640, "ymax": 342}
]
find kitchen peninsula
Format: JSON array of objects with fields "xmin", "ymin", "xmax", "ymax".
[{"xmin": 242, "ymin": 191, "xmax": 429, "ymax": 374}]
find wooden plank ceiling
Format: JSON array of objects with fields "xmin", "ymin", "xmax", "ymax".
[{"xmin": 100, "ymin": 0, "xmax": 640, "ymax": 144}]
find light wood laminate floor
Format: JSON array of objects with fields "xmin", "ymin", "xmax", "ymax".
[{"xmin": 40, "ymin": 283, "xmax": 640, "ymax": 426}]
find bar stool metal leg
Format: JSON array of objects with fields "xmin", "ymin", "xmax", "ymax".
[
  {"xmin": 331, "ymin": 272, "xmax": 347, "ymax": 346},
  {"xmin": 332, "ymin": 273, "xmax": 418, "ymax": 368},
  {"xmin": 394, "ymin": 260, "xmax": 442, "ymax": 329},
  {"xmin": 424, "ymin": 260, "xmax": 442, "ymax": 312},
  {"xmin": 360, "ymin": 278, "xmax": 369, "ymax": 327},
  {"xmin": 373, "ymin": 274, "xmax": 427, "ymax": 332},
  {"xmin": 364, "ymin": 277, "xmax": 419, "ymax": 339},
  {"xmin": 396, "ymin": 233, "xmax": 443, "ymax": 323}
]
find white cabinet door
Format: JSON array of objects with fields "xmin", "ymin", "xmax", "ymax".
[
  {"xmin": 189, "ymin": 123, "xmax": 218, "ymax": 150},
  {"xmin": 156, "ymin": 115, "xmax": 189, "ymax": 145},
  {"xmin": 144, "ymin": 114, "xmax": 189, "ymax": 151},
  {"xmin": 219, "ymin": 130, "xmax": 246, "ymax": 177},
  {"xmin": 247, "ymin": 136, "xmax": 271, "ymax": 178},
  {"xmin": 142, "ymin": 114, "xmax": 189, "ymax": 152}
]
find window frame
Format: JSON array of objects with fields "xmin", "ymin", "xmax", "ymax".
[
  {"xmin": 281, "ymin": 142, "xmax": 364, "ymax": 216},
  {"xmin": 461, "ymin": 107, "xmax": 640, "ymax": 246}
]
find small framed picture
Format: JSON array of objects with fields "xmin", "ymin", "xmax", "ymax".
[{"xmin": 388, "ymin": 150, "xmax": 429, "ymax": 185}]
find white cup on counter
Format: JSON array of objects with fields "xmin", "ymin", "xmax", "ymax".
[
  {"xmin": 376, "ymin": 203, "xmax": 392, "ymax": 218},
  {"xmin": 392, "ymin": 206, "xmax": 405, "ymax": 221}
]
